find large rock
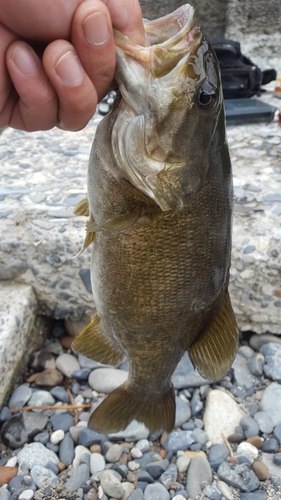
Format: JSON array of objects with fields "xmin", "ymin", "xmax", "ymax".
[
  {"xmin": 0, "ymin": 282, "xmax": 37, "ymax": 407},
  {"xmin": 204, "ymin": 390, "xmax": 245, "ymax": 445}
]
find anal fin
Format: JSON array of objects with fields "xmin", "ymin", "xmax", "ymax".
[
  {"xmin": 72, "ymin": 314, "xmax": 124, "ymax": 366},
  {"xmin": 188, "ymin": 291, "xmax": 238, "ymax": 381},
  {"xmin": 88, "ymin": 383, "xmax": 175, "ymax": 434}
]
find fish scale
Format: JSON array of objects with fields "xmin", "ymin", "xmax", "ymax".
[{"xmin": 72, "ymin": 3, "xmax": 238, "ymax": 433}]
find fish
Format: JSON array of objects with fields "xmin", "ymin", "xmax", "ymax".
[{"xmin": 72, "ymin": 3, "xmax": 238, "ymax": 434}]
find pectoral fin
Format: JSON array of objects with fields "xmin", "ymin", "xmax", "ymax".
[
  {"xmin": 72, "ymin": 314, "xmax": 124, "ymax": 366},
  {"xmin": 188, "ymin": 292, "xmax": 238, "ymax": 381},
  {"xmin": 73, "ymin": 197, "xmax": 89, "ymax": 217},
  {"xmin": 86, "ymin": 208, "xmax": 142, "ymax": 233}
]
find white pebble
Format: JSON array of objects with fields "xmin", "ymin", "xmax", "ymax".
[
  {"xmin": 74, "ymin": 394, "xmax": 84, "ymax": 406},
  {"xmin": 98, "ymin": 485, "xmax": 104, "ymax": 499},
  {"xmin": 128, "ymin": 460, "xmax": 140, "ymax": 471},
  {"xmin": 130, "ymin": 447, "xmax": 143, "ymax": 458},
  {"xmin": 5, "ymin": 456, "xmax": 18, "ymax": 467},
  {"xmin": 173, "ymin": 496, "xmax": 186, "ymax": 500},
  {"xmin": 217, "ymin": 480, "xmax": 233, "ymax": 500},
  {"xmin": 236, "ymin": 441, "xmax": 259, "ymax": 460},
  {"xmin": 19, "ymin": 490, "xmax": 34, "ymax": 500},
  {"xmin": 50, "ymin": 429, "xmax": 65, "ymax": 445},
  {"xmin": 177, "ymin": 455, "xmax": 190, "ymax": 473}
]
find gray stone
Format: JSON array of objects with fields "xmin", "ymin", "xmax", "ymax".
[
  {"xmin": 78, "ymin": 354, "xmax": 104, "ymax": 370},
  {"xmin": 17, "ymin": 443, "xmax": 59, "ymax": 469},
  {"xmin": 56, "ymin": 353, "xmax": 80, "ymax": 378},
  {"xmin": 217, "ymin": 462, "xmax": 260, "ymax": 492},
  {"xmin": 192, "ymin": 428, "xmax": 208, "ymax": 445},
  {"xmin": 261, "ymin": 438, "xmax": 279, "ymax": 453},
  {"xmin": 135, "ymin": 469, "xmax": 154, "ymax": 483},
  {"xmin": 78, "ymin": 428, "xmax": 107, "ymax": 447},
  {"xmin": 232, "ymin": 349, "xmax": 258, "ymax": 389},
  {"xmin": 50, "ymin": 386, "xmax": 70, "ymax": 403},
  {"xmin": 202, "ymin": 484, "xmax": 222, "ymax": 500},
  {"xmin": 1, "ymin": 415, "xmax": 28, "ymax": 448},
  {"xmin": 59, "ymin": 432, "xmax": 75, "ymax": 466},
  {"xmin": 109, "ymin": 420, "xmax": 150, "ymax": 442},
  {"xmin": 99, "ymin": 470, "xmax": 124, "ymax": 499},
  {"xmin": 261, "ymin": 383, "xmax": 281, "ymax": 426},
  {"xmin": 208, "ymin": 444, "xmax": 230, "ymax": 471},
  {"xmin": 239, "ymin": 492, "xmax": 267, "ymax": 500},
  {"xmin": 18, "ymin": 490, "xmax": 34, "ymax": 500},
  {"xmin": 105, "ymin": 443, "xmax": 123, "ymax": 463},
  {"xmin": 127, "ymin": 488, "xmax": 143, "ymax": 500},
  {"xmin": 143, "ymin": 483, "xmax": 169, "ymax": 500},
  {"xmin": 8, "ymin": 385, "xmax": 32, "ymax": 410},
  {"xmin": 260, "ymin": 342, "xmax": 281, "ymax": 381},
  {"xmin": 146, "ymin": 459, "xmax": 169, "ymax": 479},
  {"xmin": 65, "ymin": 463, "xmax": 90, "ymax": 492},
  {"xmin": 90, "ymin": 453, "xmax": 106, "ymax": 474},
  {"xmin": 273, "ymin": 423, "xmax": 281, "ymax": 443},
  {"xmin": 30, "ymin": 465, "xmax": 59, "ymax": 488},
  {"xmin": 22, "ymin": 412, "xmax": 49, "ymax": 440},
  {"xmin": 249, "ymin": 334, "xmax": 281, "ymax": 351},
  {"xmin": 135, "ymin": 439, "xmax": 150, "ymax": 453},
  {"xmin": 88, "ymin": 368, "xmax": 128, "ymax": 393},
  {"xmin": 159, "ymin": 463, "xmax": 177, "ymax": 488},
  {"xmin": 28, "ymin": 390, "xmax": 55, "ymax": 409},
  {"xmin": 247, "ymin": 353, "xmax": 264, "ymax": 376},
  {"xmin": 254, "ymin": 411, "xmax": 273, "ymax": 434},
  {"xmin": 0, "ymin": 487, "xmax": 11, "ymax": 500},
  {"xmin": 240, "ymin": 417, "xmax": 259, "ymax": 438},
  {"xmin": 175, "ymin": 397, "xmax": 191, "ymax": 428},
  {"xmin": 73, "ymin": 445, "xmax": 91, "ymax": 468},
  {"xmin": 273, "ymin": 453, "xmax": 281, "ymax": 466},
  {"xmin": 172, "ymin": 353, "xmax": 207, "ymax": 389},
  {"xmin": 186, "ymin": 456, "xmax": 212, "ymax": 499},
  {"xmin": 50, "ymin": 413, "xmax": 74, "ymax": 432},
  {"xmin": 164, "ymin": 430, "xmax": 195, "ymax": 454},
  {"xmin": 34, "ymin": 432, "xmax": 49, "ymax": 445}
]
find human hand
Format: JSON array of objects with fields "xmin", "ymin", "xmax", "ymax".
[{"xmin": 0, "ymin": 0, "xmax": 145, "ymax": 131}]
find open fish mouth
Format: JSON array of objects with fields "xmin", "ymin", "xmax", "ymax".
[{"xmin": 111, "ymin": 5, "xmax": 220, "ymax": 212}]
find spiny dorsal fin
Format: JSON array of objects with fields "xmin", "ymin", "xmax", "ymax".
[
  {"xmin": 88, "ymin": 383, "xmax": 175, "ymax": 434},
  {"xmin": 188, "ymin": 291, "xmax": 238, "ymax": 381},
  {"xmin": 72, "ymin": 314, "xmax": 124, "ymax": 366},
  {"xmin": 73, "ymin": 197, "xmax": 89, "ymax": 217}
]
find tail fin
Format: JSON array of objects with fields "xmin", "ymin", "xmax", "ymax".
[{"xmin": 88, "ymin": 383, "xmax": 175, "ymax": 433}]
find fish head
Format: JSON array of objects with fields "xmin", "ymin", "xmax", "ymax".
[{"xmin": 112, "ymin": 4, "xmax": 225, "ymax": 212}]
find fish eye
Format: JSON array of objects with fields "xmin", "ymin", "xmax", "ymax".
[{"xmin": 197, "ymin": 82, "xmax": 217, "ymax": 110}]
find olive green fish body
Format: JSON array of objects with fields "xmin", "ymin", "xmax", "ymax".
[{"xmin": 73, "ymin": 4, "xmax": 238, "ymax": 433}]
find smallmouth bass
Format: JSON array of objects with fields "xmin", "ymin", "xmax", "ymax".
[{"xmin": 72, "ymin": 4, "xmax": 238, "ymax": 433}]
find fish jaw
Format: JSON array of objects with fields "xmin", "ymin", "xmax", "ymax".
[{"xmin": 112, "ymin": 4, "xmax": 224, "ymax": 212}]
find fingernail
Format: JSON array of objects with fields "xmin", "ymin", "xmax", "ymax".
[
  {"xmin": 55, "ymin": 51, "xmax": 84, "ymax": 86},
  {"xmin": 12, "ymin": 45, "xmax": 39, "ymax": 74},
  {"xmin": 82, "ymin": 12, "xmax": 109, "ymax": 46}
]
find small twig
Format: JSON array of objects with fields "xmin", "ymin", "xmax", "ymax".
[
  {"xmin": 9, "ymin": 403, "xmax": 91, "ymax": 413},
  {"xmin": 222, "ymin": 433, "xmax": 234, "ymax": 458},
  {"xmin": 66, "ymin": 387, "xmax": 79, "ymax": 425}
]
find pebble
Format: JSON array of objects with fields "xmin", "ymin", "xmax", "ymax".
[
  {"xmin": 108, "ymin": 421, "xmax": 149, "ymax": 441},
  {"xmin": 172, "ymin": 353, "xmax": 207, "ymax": 389},
  {"xmin": 135, "ymin": 439, "xmax": 150, "ymax": 453},
  {"xmin": 217, "ymin": 462, "xmax": 260, "ymax": 492},
  {"xmin": 99, "ymin": 470, "xmax": 124, "ymax": 499},
  {"xmin": 78, "ymin": 428, "xmax": 107, "ymax": 447},
  {"xmin": 27, "ymin": 390, "xmax": 55, "ymax": 409},
  {"xmin": 18, "ymin": 490, "xmax": 34, "ymax": 500},
  {"xmin": 88, "ymin": 368, "xmax": 128, "ymax": 393},
  {"xmin": 260, "ymin": 342, "xmax": 281, "ymax": 381},
  {"xmin": 246, "ymin": 436, "xmax": 264, "ymax": 449},
  {"xmin": 240, "ymin": 492, "xmax": 267, "ymax": 500},
  {"xmin": 216, "ymin": 480, "xmax": 232, "ymax": 500},
  {"xmin": 174, "ymin": 397, "xmax": 191, "ymax": 428},
  {"xmin": 105, "ymin": 444, "xmax": 123, "ymax": 462},
  {"xmin": 72, "ymin": 445, "xmax": 91, "ymax": 468},
  {"xmin": 273, "ymin": 452, "xmax": 281, "ymax": 466},
  {"xmin": 30, "ymin": 465, "xmax": 59, "ymax": 488},
  {"xmin": 17, "ymin": 443, "xmax": 59, "ymax": 469},
  {"xmin": 65, "ymin": 463, "xmax": 90, "ymax": 492},
  {"xmin": 143, "ymin": 483, "xmax": 170, "ymax": 500},
  {"xmin": 208, "ymin": 445, "xmax": 229, "ymax": 471},
  {"xmin": 0, "ymin": 487, "xmax": 12, "ymax": 500},
  {"xmin": 186, "ymin": 455, "xmax": 212, "ymax": 499},
  {"xmin": 260, "ymin": 382, "xmax": 281, "ymax": 426},
  {"xmin": 50, "ymin": 429, "xmax": 65, "ymax": 444},
  {"xmin": 59, "ymin": 432, "xmax": 75, "ymax": 466},
  {"xmin": 176, "ymin": 455, "xmax": 190, "ymax": 473},
  {"xmin": 50, "ymin": 413, "xmax": 74, "ymax": 432},
  {"xmin": 146, "ymin": 459, "xmax": 169, "ymax": 479},
  {"xmin": 159, "ymin": 463, "xmax": 177, "ymax": 488},
  {"xmin": 240, "ymin": 417, "xmax": 260, "ymax": 438},
  {"xmin": 34, "ymin": 368, "xmax": 63, "ymax": 387},
  {"xmin": 254, "ymin": 411, "xmax": 273, "ymax": 434},
  {"xmin": 247, "ymin": 353, "xmax": 264, "ymax": 376},
  {"xmin": 55, "ymin": 353, "xmax": 80, "ymax": 378},
  {"xmin": 236, "ymin": 442, "xmax": 259, "ymax": 460},
  {"xmin": 8, "ymin": 385, "xmax": 32, "ymax": 410},
  {"xmin": 203, "ymin": 389, "xmax": 244, "ymax": 444},
  {"xmin": 251, "ymin": 461, "xmax": 268, "ymax": 480},
  {"xmin": 261, "ymin": 437, "xmax": 279, "ymax": 453},
  {"xmin": 0, "ymin": 467, "xmax": 17, "ymax": 487},
  {"xmin": 50, "ymin": 386, "xmax": 70, "ymax": 403},
  {"xmin": 90, "ymin": 453, "xmax": 106, "ymax": 475},
  {"xmin": 164, "ymin": 430, "xmax": 195, "ymax": 453},
  {"xmin": 273, "ymin": 423, "xmax": 281, "ymax": 443}
]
